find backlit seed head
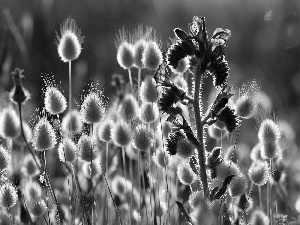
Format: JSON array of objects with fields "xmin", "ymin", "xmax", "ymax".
[
  {"xmin": 21, "ymin": 154, "xmax": 39, "ymax": 177},
  {"xmin": 250, "ymin": 210, "xmax": 269, "ymax": 225},
  {"xmin": 32, "ymin": 117, "xmax": 57, "ymax": 151},
  {"xmin": 142, "ymin": 41, "xmax": 163, "ymax": 71},
  {"xmin": 216, "ymin": 160, "xmax": 240, "ymax": 181},
  {"xmin": 119, "ymin": 94, "xmax": 139, "ymax": 121},
  {"xmin": 44, "ymin": 86, "xmax": 67, "ymax": 115},
  {"xmin": 177, "ymin": 160, "xmax": 197, "ymax": 185},
  {"xmin": 229, "ymin": 175, "xmax": 248, "ymax": 197},
  {"xmin": 174, "ymin": 75, "xmax": 188, "ymax": 93},
  {"xmin": 176, "ymin": 138, "xmax": 195, "ymax": 159},
  {"xmin": 140, "ymin": 76, "xmax": 159, "ymax": 103},
  {"xmin": 55, "ymin": 17, "xmax": 84, "ymax": 62},
  {"xmin": 140, "ymin": 102, "xmax": 159, "ymax": 124},
  {"xmin": 152, "ymin": 148, "xmax": 170, "ymax": 168},
  {"xmin": 248, "ymin": 160, "xmax": 269, "ymax": 186},
  {"xmin": 111, "ymin": 175, "xmax": 126, "ymax": 196},
  {"xmin": 132, "ymin": 125, "xmax": 154, "ymax": 151},
  {"xmin": 250, "ymin": 143, "xmax": 263, "ymax": 161},
  {"xmin": 260, "ymin": 139, "xmax": 280, "ymax": 160},
  {"xmin": 0, "ymin": 146, "xmax": 10, "ymax": 171},
  {"xmin": 133, "ymin": 39, "xmax": 147, "ymax": 68},
  {"xmin": 0, "ymin": 108, "xmax": 20, "ymax": 139},
  {"xmin": 77, "ymin": 134, "xmax": 100, "ymax": 162},
  {"xmin": 80, "ymin": 92, "xmax": 106, "ymax": 124},
  {"xmin": 58, "ymin": 138, "xmax": 77, "ymax": 162},
  {"xmin": 117, "ymin": 42, "xmax": 135, "ymax": 69},
  {"xmin": 111, "ymin": 120, "xmax": 133, "ymax": 147},
  {"xmin": 170, "ymin": 57, "xmax": 190, "ymax": 75},
  {"xmin": 23, "ymin": 181, "xmax": 43, "ymax": 200},
  {"xmin": 27, "ymin": 198, "xmax": 47, "ymax": 217},
  {"xmin": 98, "ymin": 120, "xmax": 112, "ymax": 142},
  {"xmin": 14, "ymin": 122, "xmax": 32, "ymax": 146},
  {"xmin": 61, "ymin": 109, "xmax": 83, "ymax": 134},
  {"xmin": 258, "ymin": 119, "xmax": 281, "ymax": 143},
  {"xmin": 0, "ymin": 183, "xmax": 18, "ymax": 208},
  {"xmin": 188, "ymin": 190, "xmax": 204, "ymax": 209}
]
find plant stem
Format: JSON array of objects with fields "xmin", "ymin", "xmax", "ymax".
[
  {"xmin": 69, "ymin": 61, "xmax": 73, "ymax": 136},
  {"xmin": 128, "ymin": 68, "xmax": 133, "ymax": 93},
  {"xmin": 259, "ymin": 186, "xmax": 262, "ymax": 210},
  {"xmin": 192, "ymin": 61, "xmax": 208, "ymax": 195}
]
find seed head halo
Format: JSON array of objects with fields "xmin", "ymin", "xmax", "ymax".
[{"xmin": 55, "ymin": 16, "xmax": 84, "ymax": 62}]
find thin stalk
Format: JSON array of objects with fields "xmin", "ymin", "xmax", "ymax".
[
  {"xmin": 259, "ymin": 186, "xmax": 262, "ymax": 210},
  {"xmin": 193, "ymin": 62, "xmax": 208, "ymax": 195},
  {"xmin": 106, "ymin": 142, "xmax": 109, "ymax": 223},
  {"xmin": 137, "ymin": 68, "xmax": 141, "ymax": 104},
  {"xmin": 128, "ymin": 68, "xmax": 133, "ymax": 93},
  {"xmin": 269, "ymin": 159, "xmax": 273, "ymax": 225},
  {"xmin": 68, "ymin": 61, "xmax": 73, "ymax": 136}
]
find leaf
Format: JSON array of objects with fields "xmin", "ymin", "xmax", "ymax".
[
  {"xmin": 174, "ymin": 28, "xmax": 188, "ymax": 40},
  {"xmin": 175, "ymin": 201, "xmax": 192, "ymax": 223},
  {"xmin": 213, "ymin": 175, "xmax": 235, "ymax": 200},
  {"xmin": 210, "ymin": 186, "xmax": 219, "ymax": 202}
]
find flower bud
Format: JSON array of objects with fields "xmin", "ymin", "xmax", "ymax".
[
  {"xmin": 139, "ymin": 76, "xmax": 159, "ymax": 103},
  {"xmin": 248, "ymin": 160, "xmax": 269, "ymax": 186},
  {"xmin": 27, "ymin": 198, "xmax": 47, "ymax": 217},
  {"xmin": 261, "ymin": 139, "xmax": 280, "ymax": 160},
  {"xmin": 32, "ymin": 117, "xmax": 57, "ymax": 151},
  {"xmin": 97, "ymin": 120, "xmax": 112, "ymax": 142},
  {"xmin": 77, "ymin": 134, "xmax": 100, "ymax": 162},
  {"xmin": 132, "ymin": 125, "xmax": 154, "ymax": 151},
  {"xmin": 176, "ymin": 138, "xmax": 194, "ymax": 159},
  {"xmin": 140, "ymin": 102, "xmax": 159, "ymax": 124},
  {"xmin": 0, "ymin": 183, "xmax": 18, "ymax": 208},
  {"xmin": 177, "ymin": 160, "xmax": 197, "ymax": 185},
  {"xmin": 61, "ymin": 109, "xmax": 83, "ymax": 134},
  {"xmin": 117, "ymin": 42, "xmax": 135, "ymax": 69},
  {"xmin": 250, "ymin": 210, "xmax": 269, "ymax": 225},
  {"xmin": 142, "ymin": 41, "xmax": 163, "ymax": 71},
  {"xmin": 44, "ymin": 86, "xmax": 67, "ymax": 115},
  {"xmin": 10, "ymin": 68, "xmax": 30, "ymax": 105},
  {"xmin": 119, "ymin": 94, "xmax": 139, "ymax": 121},
  {"xmin": 229, "ymin": 175, "xmax": 248, "ymax": 197},
  {"xmin": 58, "ymin": 138, "xmax": 77, "ymax": 162},
  {"xmin": 111, "ymin": 120, "xmax": 132, "ymax": 147},
  {"xmin": 80, "ymin": 92, "xmax": 105, "ymax": 124},
  {"xmin": 0, "ymin": 108, "xmax": 20, "ymax": 139},
  {"xmin": 0, "ymin": 146, "xmax": 10, "ymax": 171}
]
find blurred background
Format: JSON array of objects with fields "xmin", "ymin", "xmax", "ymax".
[{"xmin": 0, "ymin": 0, "xmax": 300, "ymax": 149}]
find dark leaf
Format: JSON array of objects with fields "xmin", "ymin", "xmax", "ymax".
[
  {"xmin": 210, "ymin": 186, "xmax": 219, "ymax": 201},
  {"xmin": 175, "ymin": 201, "xmax": 192, "ymax": 223},
  {"xmin": 213, "ymin": 175, "xmax": 235, "ymax": 200},
  {"xmin": 174, "ymin": 28, "xmax": 188, "ymax": 40}
]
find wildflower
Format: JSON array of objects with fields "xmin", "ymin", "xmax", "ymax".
[
  {"xmin": 229, "ymin": 175, "xmax": 248, "ymax": 197},
  {"xmin": 133, "ymin": 39, "xmax": 147, "ymax": 68},
  {"xmin": 142, "ymin": 41, "xmax": 163, "ymax": 71},
  {"xmin": 177, "ymin": 160, "xmax": 197, "ymax": 185},
  {"xmin": 58, "ymin": 138, "xmax": 77, "ymax": 162},
  {"xmin": 21, "ymin": 154, "xmax": 39, "ymax": 177},
  {"xmin": 188, "ymin": 190, "xmax": 204, "ymax": 209},
  {"xmin": 97, "ymin": 120, "xmax": 112, "ymax": 142},
  {"xmin": 152, "ymin": 148, "xmax": 170, "ymax": 168},
  {"xmin": 80, "ymin": 92, "xmax": 106, "ymax": 124},
  {"xmin": 0, "ymin": 107, "xmax": 20, "ymax": 139},
  {"xmin": 174, "ymin": 75, "xmax": 188, "ymax": 93},
  {"xmin": 119, "ymin": 94, "xmax": 139, "ymax": 121},
  {"xmin": 14, "ymin": 122, "xmax": 32, "ymax": 146},
  {"xmin": 139, "ymin": 76, "xmax": 159, "ymax": 103},
  {"xmin": 132, "ymin": 124, "xmax": 154, "ymax": 151},
  {"xmin": 9, "ymin": 68, "xmax": 30, "ymax": 105},
  {"xmin": 176, "ymin": 138, "xmax": 194, "ymax": 159},
  {"xmin": 208, "ymin": 56, "xmax": 230, "ymax": 87},
  {"xmin": 248, "ymin": 160, "xmax": 269, "ymax": 186},
  {"xmin": 44, "ymin": 86, "xmax": 67, "ymax": 115},
  {"xmin": 61, "ymin": 109, "xmax": 83, "ymax": 134},
  {"xmin": 27, "ymin": 198, "xmax": 47, "ymax": 217},
  {"xmin": 250, "ymin": 210, "xmax": 269, "ymax": 225},
  {"xmin": 140, "ymin": 102, "xmax": 159, "ymax": 123},
  {"xmin": 0, "ymin": 146, "xmax": 10, "ymax": 171},
  {"xmin": 55, "ymin": 17, "xmax": 84, "ymax": 62},
  {"xmin": 165, "ymin": 130, "xmax": 185, "ymax": 155},
  {"xmin": 215, "ymin": 106, "xmax": 239, "ymax": 133},
  {"xmin": 77, "ymin": 134, "xmax": 100, "ymax": 162},
  {"xmin": 111, "ymin": 120, "xmax": 132, "ymax": 147},
  {"xmin": 32, "ymin": 117, "xmax": 56, "ymax": 151},
  {"xmin": 0, "ymin": 183, "xmax": 18, "ymax": 208},
  {"xmin": 117, "ymin": 41, "xmax": 135, "ymax": 69}
]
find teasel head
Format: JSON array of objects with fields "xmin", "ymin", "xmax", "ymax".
[
  {"xmin": 61, "ymin": 109, "xmax": 83, "ymax": 135},
  {"xmin": 142, "ymin": 40, "xmax": 163, "ymax": 71},
  {"xmin": 111, "ymin": 120, "xmax": 133, "ymax": 147},
  {"xmin": 139, "ymin": 76, "xmax": 159, "ymax": 103},
  {"xmin": 9, "ymin": 68, "xmax": 30, "ymax": 105},
  {"xmin": 215, "ymin": 106, "xmax": 239, "ymax": 133},
  {"xmin": 0, "ymin": 107, "xmax": 20, "ymax": 139},
  {"xmin": 165, "ymin": 130, "xmax": 185, "ymax": 156},
  {"xmin": 133, "ymin": 39, "xmax": 147, "ymax": 68},
  {"xmin": 44, "ymin": 86, "xmax": 67, "ymax": 115},
  {"xmin": 55, "ymin": 17, "xmax": 84, "ymax": 62},
  {"xmin": 0, "ymin": 146, "xmax": 10, "ymax": 171},
  {"xmin": 77, "ymin": 134, "xmax": 100, "ymax": 162},
  {"xmin": 58, "ymin": 138, "xmax": 77, "ymax": 162},
  {"xmin": 140, "ymin": 102, "xmax": 159, "ymax": 124},
  {"xmin": 0, "ymin": 182, "xmax": 18, "ymax": 208},
  {"xmin": 177, "ymin": 160, "xmax": 197, "ymax": 185},
  {"xmin": 23, "ymin": 180, "xmax": 43, "ymax": 200},
  {"xmin": 27, "ymin": 198, "xmax": 48, "ymax": 218},
  {"xmin": 97, "ymin": 119, "xmax": 112, "ymax": 142},
  {"xmin": 132, "ymin": 124, "xmax": 154, "ymax": 151},
  {"xmin": 248, "ymin": 160, "xmax": 269, "ymax": 186},
  {"xmin": 21, "ymin": 154, "xmax": 39, "ymax": 177},
  {"xmin": 208, "ymin": 56, "xmax": 229, "ymax": 87},
  {"xmin": 119, "ymin": 93, "xmax": 139, "ymax": 121}
]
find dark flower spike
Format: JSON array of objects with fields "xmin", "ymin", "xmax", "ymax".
[
  {"xmin": 209, "ymin": 56, "xmax": 230, "ymax": 87},
  {"xmin": 174, "ymin": 28, "xmax": 189, "ymax": 40},
  {"xmin": 207, "ymin": 147, "xmax": 223, "ymax": 179},
  {"xmin": 165, "ymin": 130, "xmax": 185, "ymax": 156},
  {"xmin": 216, "ymin": 106, "xmax": 239, "ymax": 133},
  {"xmin": 211, "ymin": 85, "xmax": 235, "ymax": 116},
  {"xmin": 10, "ymin": 68, "xmax": 30, "ymax": 105}
]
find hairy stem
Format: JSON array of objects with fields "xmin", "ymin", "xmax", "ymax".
[{"xmin": 192, "ymin": 61, "xmax": 208, "ymax": 195}]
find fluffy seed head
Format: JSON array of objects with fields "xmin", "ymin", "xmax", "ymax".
[
  {"xmin": 14, "ymin": 122, "xmax": 32, "ymax": 146},
  {"xmin": 248, "ymin": 160, "xmax": 269, "ymax": 186},
  {"xmin": 188, "ymin": 190, "xmax": 204, "ymax": 209},
  {"xmin": 152, "ymin": 148, "xmax": 170, "ymax": 168},
  {"xmin": 260, "ymin": 139, "xmax": 280, "ymax": 159},
  {"xmin": 44, "ymin": 87, "xmax": 67, "ymax": 115},
  {"xmin": 140, "ymin": 76, "xmax": 159, "ymax": 103},
  {"xmin": 77, "ymin": 134, "xmax": 100, "ymax": 162},
  {"xmin": 23, "ymin": 181, "xmax": 43, "ymax": 200},
  {"xmin": 80, "ymin": 92, "xmax": 106, "ymax": 124},
  {"xmin": 117, "ymin": 42, "xmax": 135, "ymax": 69},
  {"xmin": 21, "ymin": 154, "xmax": 39, "ymax": 177},
  {"xmin": 132, "ymin": 125, "xmax": 154, "ymax": 151},
  {"xmin": 258, "ymin": 119, "xmax": 281, "ymax": 143},
  {"xmin": 32, "ymin": 117, "xmax": 56, "ymax": 151},
  {"xmin": 142, "ymin": 41, "xmax": 163, "ymax": 71},
  {"xmin": 0, "ymin": 108, "xmax": 20, "ymax": 139},
  {"xmin": 229, "ymin": 175, "xmax": 248, "ymax": 197},
  {"xmin": 250, "ymin": 143, "xmax": 262, "ymax": 161},
  {"xmin": 133, "ymin": 39, "xmax": 147, "ymax": 68},
  {"xmin": 55, "ymin": 17, "xmax": 84, "ymax": 62},
  {"xmin": 119, "ymin": 94, "xmax": 139, "ymax": 121},
  {"xmin": 27, "ymin": 199, "xmax": 47, "ymax": 217},
  {"xmin": 177, "ymin": 160, "xmax": 197, "ymax": 185},
  {"xmin": 170, "ymin": 57, "xmax": 189, "ymax": 74},
  {"xmin": 250, "ymin": 210, "xmax": 269, "ymax": 225},
  {"xmin": 176, "ymin": 138, "xmax": 194, "ymax": 159},
  {"xmin": 58, "ymin": 138, "xmax": 77, "ymax": 162},
  {"xmin": 216, "ymin": 160, "xmax": 240, "ymax": 181},
  {"xmin": 61, "ymin": 109, "xmax": 83, "ymax": 134},
  {"xmin": 0, "ymin": 183, "xmax": 18, "ymax": 208},
  {"xmin": 97, "ymin": 120, "xmax": 112, "ymax": 142},
  {"xmin": 140, "ymin": 102, "xmax": 159, "ymax": 124},
  {"xmin": 0, "ymin": 146, "xmax": 10, "ymax": 171},
  {"xmin": 111, "ymin": 121, "xmax": 133, "ymax": 147}
]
